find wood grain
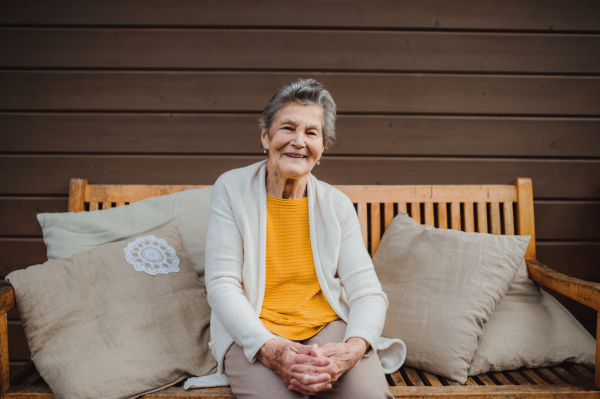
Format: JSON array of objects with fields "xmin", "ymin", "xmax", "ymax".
[
  {"xmin": 527, "ymin": 259, "xmax": 600, "ymax": 311},
  {"xmin": 3, "ymin": 114, "xmax": 600, "ymax": 158},
  {"xmin": 0, "ymin": 314, "xmax": 8, "ymax": 392},
  {"xmin": 1, "ymin": 0, "xmax": 599, "ymax": 31},
  {"xmin": 0, "ymin": 198, "xmax": 67, "ymax": 236},
  {"xmin": 2, "ymin": 72, "xmax": 600, "ymax": 116},
  {"xmin": 535, "ymin": 202, "xmax": 600, "ymax": 240},
  {"xmin": 537, "ymin": 243, "xmax": 600, "ymax": 283},
  {"xmin": 2, "ymin": 29, "xmax": 599, "ymax": 73},
  {"xmin": 67, "ymin": 178, "xmax": 86, "ymax": 213},
  {"xmin": 6, "ymin": 322, "xmax": 29, "ymax": 361},
  {"xmin": 0, "ymin": 239, "xmax": 47, "ymax": 277}
]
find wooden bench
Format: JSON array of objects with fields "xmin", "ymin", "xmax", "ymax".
[{"xmin": 1, "ymin": 177, "xmax": 599, "ymax": 398}]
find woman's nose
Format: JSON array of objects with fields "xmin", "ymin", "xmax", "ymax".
[{"xmin": 290, "ymin": 130, "xmax": 306, "ymax": 147}]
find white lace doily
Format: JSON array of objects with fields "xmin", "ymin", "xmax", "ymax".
[{"xmin": 123, "ymin": 235, "xmax": 180, "ymax": 275}]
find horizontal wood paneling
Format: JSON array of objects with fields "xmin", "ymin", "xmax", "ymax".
[
  {"xmin": 537, "ymin": 242, "xmax": 600, "ymax": 282},
  {"xmin": 2, "ymin": 72, "xmax": 600, "ymax": 115},
  {"xmin": 0, "ymin": 198, "xmax": 67, "ymax": 236},
  {"xmin": 2, "ymin": 29, "xmax": 600, "ymax": 73},
  {"xmin": 1, "ymin": 198, "xmax": 598, "ymax": 240},
  {"xmin": 1, "ymin": 1, "xmax": 599, "ymax": 31},
  {"xmin": 3, "ymin": 113, "xmax": 600, "ymax": 158},
  {"xmin": 0, "ymin": 239, "xmax": 47, "ymax": 276},
  {"xmin": 535, "ymin": 202, "xmax": 600, "ymax": 240},
  {"xmin": 1, "ymin": 156, "xmax": 599, "ymax": 198}
]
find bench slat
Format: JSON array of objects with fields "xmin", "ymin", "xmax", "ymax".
[
  {"xmin": 490, "ymin": 202, "xmax": 501, "ymax": 234},
  {"xmin": 404, "ymin": 367, "xmax": 425, "ymax": 386},
  {"xmin": 398, "ymin": 202, "xmax": 407, "ymax": 213},
  {"xmin": 538, "ymin": 368, "xmax": 565, "ymax": 384},
  {"xmin": 476, "ymin": 374, "xmax": 496, "ymax": 386},
  {"xmin": 371, "ymin": 203, "xmax": 381, "ymax": 254},
  {"xmin": 389, "ymin": 370, "xmax": 407, "ymax": 386},
  {"xmin": 437, "ymin": 202, "xmax": 448, "ymax": 229},
  {"xmin": 552, "ymin": 366, "xmax": 583, "ymax": 384},
  {"xmin": 477, "ymin": 202, "xmax": 488, "ymax": 233},
  {"xmin": 522, "ymin": 369, "xmax": 548, "ymax": 385},
  {"xmin": 384, "ymin": 203, "xmax": 394, "ymax": 229},
  {"xmin": 424, "ymin": 202, "xmax": 434, "ymax": 226},
  {"xmin": 335, "ymin": 185, "xmax": 517, "ymax": 203},
  {"xmin": 450, "ymin": 202, "xmax": 461, "ymax": 231},
  {"xmin": 421, "ymin": 371, "xmax": 443, "ymax": 386},
  {"xmin": 503, "ymin": 202, "xmax": 515, "ymax": 235},
  {"xmin": 490, "ymin": 372, "xmax": 514, "ymax": 385},
  {"xmin": 508, "ymin": 371, "xmax": 532, "ymax": 385},
  {"xmin": 465, "ymin": 376, "xmax": 478, "ymax": 385},
  {"xmin": 410, "ymin": 202, "xmax": 421, "ymax": 223},
  {"xmin": 566, "ymin": 364, "xmax": 596, "ymax": 385},
  {"xmin": 464, "ymin": 202, "xmax": 475, "ymax": 232}
]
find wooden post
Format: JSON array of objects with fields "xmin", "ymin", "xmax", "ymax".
[
  {"xmin": 0, "ymin": 313, "xmax": 9, "ymax": 392},
  {"xmin": 594, "ymin": 313, "xmax": 600, "ymax": 387},
  {"xmin": 513, "ymin": 178, "xmax": 536, "ymax": 259},
  {"xmin": 68, "ymin": 178, "xmax": 88, "ymax": 213}
]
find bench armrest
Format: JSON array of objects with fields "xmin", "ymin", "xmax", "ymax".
[
  {"xmin": 526, "ymin": 259, "xmax": 600, "ymax": 311},
  {"xmin": 0, "ymin": 285, "xmax": 14, "ymax": 316}
]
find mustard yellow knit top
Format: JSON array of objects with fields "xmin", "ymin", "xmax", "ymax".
[{"xmin": 259, "ymin": 194, "xmax": 339, "ymax": 340}]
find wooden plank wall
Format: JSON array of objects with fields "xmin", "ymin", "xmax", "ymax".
[{"xmin": 0, "ymin": 0, "xmax": 599, "ymax": 367}]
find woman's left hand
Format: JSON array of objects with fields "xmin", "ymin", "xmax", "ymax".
[{"xmin": 288, "ymin": 337, "xmax": 368, "ymax": 393}]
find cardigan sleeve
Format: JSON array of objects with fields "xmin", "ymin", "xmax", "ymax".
[
  {"xmin": 336, "ymin": 195, "xmax": 389, "ymax": 352},
  {"xmin": 204, "ymin": 177, "xmax": 276, "ymax": 364}
]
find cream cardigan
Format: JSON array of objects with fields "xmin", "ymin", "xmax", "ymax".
[{"xmin": 190, "ymin": 160, "xmax": 406, "ymax": 388}]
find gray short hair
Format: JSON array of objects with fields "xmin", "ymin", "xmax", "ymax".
[{"xmin": 259, "ymin": 78, "xmax": 337, "ymax": 149}]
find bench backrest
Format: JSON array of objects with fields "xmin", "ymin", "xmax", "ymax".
[{"xmin": 68, "ymin": 177, "xmax": 536, "ymax": 259}]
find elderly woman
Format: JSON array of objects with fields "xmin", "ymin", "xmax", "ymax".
[{"xmin": 204, "ymin": 79, "xmax": 405, "ymax": 398}]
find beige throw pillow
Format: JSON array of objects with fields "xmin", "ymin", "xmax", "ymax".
[
  {"xmin": 373, "ymin": 212, "xmax": 529, "ymax": 384},
  {"xmin": 37, "ymin": 186, "xmax": 213, "ymax": 283},
  {"xmin": 468, "ymin": 259, "xmax": 595, "ymax": 375},
  {"xmin": 6, "ymin": 225, "xmax": 216, "ymax": 399}
]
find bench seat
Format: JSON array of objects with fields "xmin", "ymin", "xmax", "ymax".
[{"xmin": 6, "ymin": 361, "xmax": 600, "ymax": 398}]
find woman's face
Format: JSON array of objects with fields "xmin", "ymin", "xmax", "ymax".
[{"xmin": 261, "ymin": 102, "xmax": 325, "ymax": 179}]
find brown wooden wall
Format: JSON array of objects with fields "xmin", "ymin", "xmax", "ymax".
[{"xmin": 0, "ymin": 1, "xmax": 599, "ymax": 367}]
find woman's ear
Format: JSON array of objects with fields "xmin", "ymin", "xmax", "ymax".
[{"xmin": 260, "ymin": 129, "xmax": 270, "ymax": 150}]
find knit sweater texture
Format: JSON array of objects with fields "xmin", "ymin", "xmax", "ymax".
[
  {"xmin": 260, "ymin": 194, "xmax": 339, "ymax": 340},
  {"xmin": 202, "ymin": 160, "xmax": 406, "ymax": 385}
]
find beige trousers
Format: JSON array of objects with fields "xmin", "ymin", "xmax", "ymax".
[{"xmin": 224, "ymin": 320, "xmax": 394, "ymax": 399}]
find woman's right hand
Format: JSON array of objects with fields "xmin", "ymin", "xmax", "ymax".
[{"xmin": 256, "ymin": 339, "xmax": 333, "ymax": 395}]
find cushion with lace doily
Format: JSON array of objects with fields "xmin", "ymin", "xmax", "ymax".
[
  {"xmin": 37, "ymin": 186, "xmax": 213, "ymax": 284},
  {"xmin": 6, "ymin": 224, "xmax": 216, "ymax": 399}
]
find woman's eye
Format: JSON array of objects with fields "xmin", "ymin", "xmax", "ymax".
[{"xmin": 284, "ymin": 127, "xmax": 293, "ymax": 131}]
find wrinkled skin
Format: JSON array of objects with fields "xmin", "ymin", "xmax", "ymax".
[
  {"xmin": 257, "ymin": 337, "xmax": 368, "ymax": 395},
  {"xmin": 256, "ymin": 339, "xmax": 333, "ymax": 395}
]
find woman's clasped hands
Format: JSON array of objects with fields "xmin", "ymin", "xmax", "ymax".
[{"xmin": 256, "ymin": 337, "xmax": 368, "ymax": 395}]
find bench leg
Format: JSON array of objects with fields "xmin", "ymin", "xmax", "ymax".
[
  {"xmin": 596, "ymin": 312, "xmax": 600, "ymax": 387},
  {"xmin": 0, "ymin": 313, "xmax": 9, "ymax": 392}
]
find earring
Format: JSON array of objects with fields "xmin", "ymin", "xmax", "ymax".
[
  {"xmin": 264, "ymin": 149, "xmax": 267, "ymax": 153},
  {"xmin": 317, "ymin": 160, "xmax": 320, "ymax": 165}
]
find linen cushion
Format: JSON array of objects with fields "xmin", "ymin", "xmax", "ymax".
[
  {"xmin": 6, "ymin": 225, "xmax": 216, "ymax": 399},
  {"xmin": 468, "ymin": 259, "xmax": 595, "ymax": 375},
  {"xmin": 373, "ymin": 212, "xmax": 529, "ymax": 384},
  {"xmin": 37, "ymin": 186, "xmax": 213, "ymax": 283}
]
